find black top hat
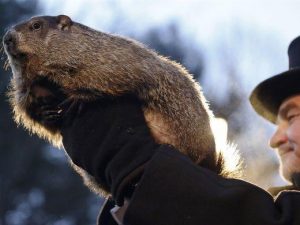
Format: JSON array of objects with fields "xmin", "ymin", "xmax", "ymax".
[{"xmin": 250, "ymin": 36, "xmax": 300, "ymax": 123}]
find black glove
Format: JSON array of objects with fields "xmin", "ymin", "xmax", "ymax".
[{"xmin": 60, "ymin": 95, "xmax": 161, "ymax": 205}]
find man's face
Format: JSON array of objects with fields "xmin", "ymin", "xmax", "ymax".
[{"xmin": 270, "ymin": 95, "xmax": 300, "ymax": 182}]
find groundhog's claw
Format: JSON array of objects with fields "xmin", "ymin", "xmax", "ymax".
[
  {"xmin": 40, "ymin": 105, "xmax": 63, "ymax": 121},
  {"xmin": 57, "ymin": 98, "xmax": 85, "ymax": 126}
]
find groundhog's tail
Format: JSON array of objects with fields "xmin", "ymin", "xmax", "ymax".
[{"xmin": 216, "ymin": 142, "xmax": 244, "ymax": 179}]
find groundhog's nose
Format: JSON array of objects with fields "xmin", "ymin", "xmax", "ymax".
[
  {"xmin": 3, "ymin": 30, "xmax": 21, "ymax": 58},
  {"xmin": 3, "ymin": 30, "xmax": 16, "ymax": 47}
]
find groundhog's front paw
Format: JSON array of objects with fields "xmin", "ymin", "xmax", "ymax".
[
  {"xmin": 27, "ymin": 98, "xmax": 63, "ymax": 128},
  {"xmin": 38, "ymin": 104, "xmax": 64, "ymax": 125}
]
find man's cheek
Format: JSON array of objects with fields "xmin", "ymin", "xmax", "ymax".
[{"xmin": 288, "ymin": 120, "xmax": 300, "ymax": 141}]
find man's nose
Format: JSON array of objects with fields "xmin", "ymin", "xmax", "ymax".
[{"xmin": 269, "ymin": 127, "xmax": 288, "ymax": 148}]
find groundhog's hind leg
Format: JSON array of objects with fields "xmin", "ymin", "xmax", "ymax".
[{"xmin": 143, "ymin": 108, "xmax": 177, "ymax": 147}]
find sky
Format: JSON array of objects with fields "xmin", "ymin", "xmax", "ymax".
[
  {"xmin": 39, "ymin": 0, "xmax": 300, "ymax": 43},
  {"xmin": 38, "ymin": 0, "xmax": 300, "ymax": 93}
]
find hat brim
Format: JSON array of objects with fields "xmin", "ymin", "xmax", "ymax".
[{"xmin": 249, "ymin": 68, "xmax": 300, "ymax": 123}]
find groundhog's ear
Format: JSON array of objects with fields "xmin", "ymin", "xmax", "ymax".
[{"xmin": 56, "ymin": 15, "xmax": 73, "ymax": 31}]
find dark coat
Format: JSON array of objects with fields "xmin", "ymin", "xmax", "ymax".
[
  {"xmin": 269, "ymin": 185, "xmax": 300, "ymax": 197},
  {"xmin": 97, "ymin": 147, "xmax": 300, "ymax": 225}
]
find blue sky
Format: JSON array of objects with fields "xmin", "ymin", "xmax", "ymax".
[
  {"xmin": 39, "ymin": 0, "xmax": 300, "ymax": 93},
  {"xmin": 40, "ymin": 0, "xmax": 300, "ymax": 42}
]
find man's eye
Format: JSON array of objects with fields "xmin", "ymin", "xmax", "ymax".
[{"xmin": 288, "ymin": 114, "xmax": 300, "ymax": 122}]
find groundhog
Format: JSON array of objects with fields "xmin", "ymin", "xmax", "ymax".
[{"xmin": 3, "ymin": 15, "xmax": 238, "ymax": 184}]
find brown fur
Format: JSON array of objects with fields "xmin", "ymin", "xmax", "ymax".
[{"xmin": 3, "ymin": 15, "xmax": 239, "ymax": 180}]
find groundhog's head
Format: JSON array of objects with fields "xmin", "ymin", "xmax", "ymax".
[{"xmin": 3, "ymin": 15, "xmax": 90, "ymax": 83}]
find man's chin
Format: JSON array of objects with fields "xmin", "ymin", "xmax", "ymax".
[
  {"xmin": 280, "ymin": 164, "xmax": 300, "ymax": 186},
  {"xmin": 290, "ymin": 173, "xmax": 300, "ymax": 187},
  {"xmin": 279, "ymin": 153, "xmax": 300, "ymax": 183},
  {"xmin": 280, "ymin": 170, "xmax": 292, "ymax": 184}
]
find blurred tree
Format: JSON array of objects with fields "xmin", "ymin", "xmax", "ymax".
[
  {"xmin": 0, "ymin": 1, "xmax": 101, "ymax": 225},
  {"xmin": 136, "ymin": 23, "xmax": 204, "ymax": 81}
]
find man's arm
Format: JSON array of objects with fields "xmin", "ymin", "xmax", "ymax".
[{"xmin": 123, "ymin": 146, "xmax": 300, "ymax": 225}]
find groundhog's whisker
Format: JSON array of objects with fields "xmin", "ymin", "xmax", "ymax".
[
  {"xmin": 0, "ymin": 45, "xmax": 7, "ymax": 68},
  {"xmin": 4, "ymin": 59, "xmax": 10, "ymax": 70}
]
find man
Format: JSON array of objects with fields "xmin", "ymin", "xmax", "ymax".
[{"xmin": 250, "ymin": 35, "xmax": 300, "ymax": 195}]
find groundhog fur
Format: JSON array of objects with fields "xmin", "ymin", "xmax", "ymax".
[{"xmin": 3, "ymin": 15, "xmax": 241, "ymax": 188}]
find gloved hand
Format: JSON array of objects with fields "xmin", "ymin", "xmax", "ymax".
[{"xmin": 60, "ymin": 95, "xmax": 161, "ymax": 205}]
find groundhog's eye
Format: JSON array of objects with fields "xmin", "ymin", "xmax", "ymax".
[{"xmin": 31, "ymin": 22, "xmax": 41, "ymax": 31}]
